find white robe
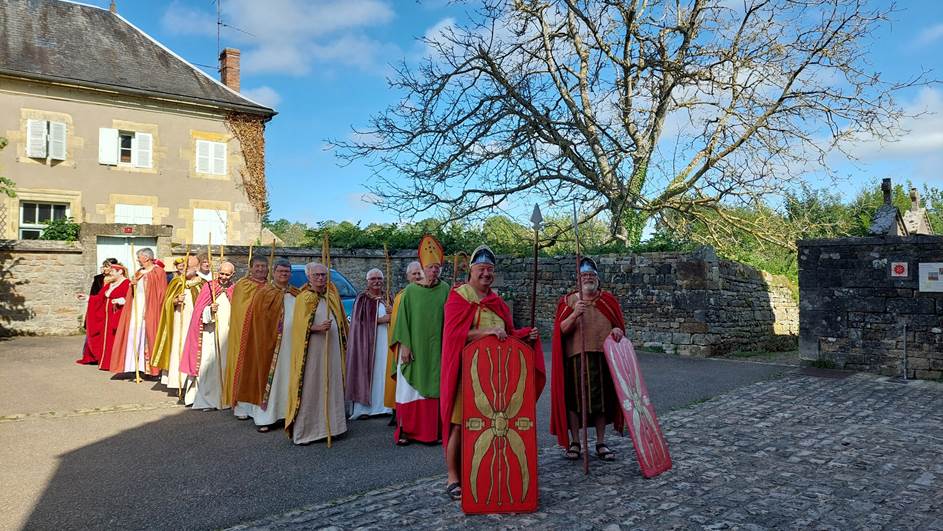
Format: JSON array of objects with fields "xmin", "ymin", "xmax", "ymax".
[
  {"xmin": 192, "ymin": 293, "xmax": 232, "ymax": 410},
  {"xmin": 235, "ymin": 292, "xmax": 295, "ymax": 426},
  {"xmin": 160, "ymin": 279, "xmax": 199, "ymax": 401},
  {"xmin": 350, "ymin": 302, "xmax": 393, "ymax": 419},
  {"xmin": 122, "ymin": 275, "xmax": 149, "ymax": 374}
]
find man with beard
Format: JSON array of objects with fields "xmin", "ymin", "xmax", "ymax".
[
  {"xmin": 153, "ymin": 255, "xmax": 204, "ymax": 400},
  {"xmin": 181, "ymin": 261, "xmax": 236, "ymax": 410},
  {"xmin": 223, "ymin": 255, "xmax": 269, "ymax": 409},
  {"xmin": 286, "ymin": 262, "xmax": 349, "ymax": 445},
  {"xmin": 439, "ymin": 244, "xmax": 546, "ymax": 501},
  {"xmin": 549, "ymin": 257, "xmax": 626, "ymax": 462},
  {"xmin": 390, "ymin": 240, "xmax": 449, "ymax": 445},
  {"xmin": 232, "ymin": 258, "xmax": 299, "ymax": 432},
  {"xmin": 346, "ymin": 269, "xmax": 394, "ymax": 419},
  {"xmin": 108, "ymin": 247, "xmax": 167, "ymax": 377}
]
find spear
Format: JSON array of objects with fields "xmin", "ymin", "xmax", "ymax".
[
  {"xmin": 208, "ymin": 233, "xmax": 224, "ymax": 407},
  {"xmin": 384, "ymin": 243, "xmax": 392, "ymax": 304},
  {"xmin": 267, "ymin": 238, "xmax": 276, "ymax": 281},
  {"xmin": 530, "ymin": 204, "xmax": 543, "ymax": 328},
  {"xmin": 130, "ymin": 241, "xmax": 142, "ymax": 383},
  {"xmin": 243, "ymin": 242, "xmax": 252, "ymax": 279},
  {"xmin": 177, "ymin": 241, "xmax": 191, "ymax": 399},
  {"xmin": 573, "ymin": 201, "xmax": 590, "ymax": 474}
]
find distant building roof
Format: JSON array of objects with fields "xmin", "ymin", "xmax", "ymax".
[
  {"xmin": 902, "ymin": 187, "xmax": 934, "ymax": 235},
  {"xmin": 0, "ymin": 0, "xmax": 275, "ymax": 118},
  {"xmin": 869, "ymin": 178, "xmax": 908, "ymax": 237}
]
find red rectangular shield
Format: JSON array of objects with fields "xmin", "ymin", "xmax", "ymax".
[
  {"xmin": 461, "ymin": 336, "xmax": 539, "ymax": 514},
  {"xmin": 603, "ymin": 336, "xmax": 672, "ymax": 478}
]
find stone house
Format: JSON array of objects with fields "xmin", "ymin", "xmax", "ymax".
[{"xmin": 0, "ymin": 0, "xmax": 275, "ymax": 268}]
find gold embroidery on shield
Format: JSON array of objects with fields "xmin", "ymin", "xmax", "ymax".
[{"xmin": 467, "ymin": 344, "xmax": 531, "ymax": 506}]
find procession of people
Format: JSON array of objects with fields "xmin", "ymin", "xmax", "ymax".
[{"xmin": 78, "ymin": 235, "xmax": 651, "ymax": 509}]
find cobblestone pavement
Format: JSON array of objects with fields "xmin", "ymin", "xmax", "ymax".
[{"xmin": 231, "ymin": 373, "xmax": 943, "ymax": 530}]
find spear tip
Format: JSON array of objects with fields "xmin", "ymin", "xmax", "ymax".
[{"xmin": 530, "ymin": 203, "xmax": 544, "ymax": 230}]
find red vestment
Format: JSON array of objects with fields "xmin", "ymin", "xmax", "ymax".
[
  {"xmin": 106, "ymin": 265, "xmax": 167, "ymax": 375},
  {"xmin": 549, "ymin": 290, "xmax": 626, "ymax": 447},
  {"xmin": 439, "ymin": 288, "xmax": 546, "ymax": 449},
  {"xmin": 77, "ymin": 291, "xmax": 106, "ymax": 364},
  {"xmin": 97, "ymin": 279, "xmax": 130, "ymax": 370}
]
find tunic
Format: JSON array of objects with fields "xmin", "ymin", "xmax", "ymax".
[{"xmin": 190, "ymin": 290, "xmax": 232, "ymax": 410}]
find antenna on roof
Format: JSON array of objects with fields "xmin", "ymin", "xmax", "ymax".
[
  {"xmin": 109, "ymin": 0, "xmax": 117, "ymax": 13},
  {"xmin": 216, "ymin": 0, "xmax": 221, "ymax": 58}
]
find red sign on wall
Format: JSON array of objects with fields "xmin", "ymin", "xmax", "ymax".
[
  {"xmin": 122, "ymin": 227, "xmax": 133, "ymax": 234},
  {"xmin": 891, "ymin": 262, "xmax": 908, "ymax": 278}
]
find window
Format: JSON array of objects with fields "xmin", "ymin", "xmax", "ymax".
[
  {"xmin": 195, "ymin": 140, "xmax": 227, "ymax": 176},
  {"xmin": 26, "ymin": 119, "xmax": 67, "ymax": 161},
  {"xmin": 19, "ymin": 201, "xmax": 69, "ymax": 239},
  {"xmin": 192, "ymin": 208, "xmax": 227, "ymax": 244},
  {"xmin": 114, "ymin": 204, "xmax": 153, "ymax": 224},
  {"xmin": 99, "ymin": 128, "xmax": 152, "ymax": 168}
]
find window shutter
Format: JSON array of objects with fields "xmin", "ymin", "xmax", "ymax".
[
  {"xmin": 26, "ymin": 119, "xmax": 48, "ymax": 158},
  {"xmin": 212, "ymin": 142, "xmax": 227, "ymax": 175},
  {"xmin": 132, "ymin": 132, "xmax": 153, "ymax": 168},
  {"xmin": 195, "ymin": 140, "xmax": 211, "ymax": 174},
  {"xmin": 98, "ymin": 128, "xmax": 119, "ymax": 165},
  {"xmin": 48, "ymin": 122, "xmax": 67, "ymax": 161}
]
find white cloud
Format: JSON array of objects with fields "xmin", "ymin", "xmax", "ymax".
[
  {"xmin": 240, "ymin": 86, "xmax": 281, "ymax": 108},
  {"xmin": 913, "ymin": 23, "xmax": 943, "ymax": 47},
  {"xmin": 423, "ymin": 17, "xmax": 456, "ymax": 57},
  {"xmin": 849, "ymin": 87, "xmax": 943, "ymax": 159},
  {"xmin": 162, "ymin": 0, "xmax": 398, "ymax": 76},
  {"xmin": 346, "ymin": 192, "xmax": 379, "ymax": 211}
]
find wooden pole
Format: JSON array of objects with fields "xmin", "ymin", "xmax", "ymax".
[
  {"xmin": 209, "ymin": 233, "xmax": 224, "ymax": 408},
  {"xmin": 177, "ymin": 242, "xmax": 191, "ymax": 399},
  {"xmin": 267, "ymin": 239, "xmax": 276, "ymax": 281},
  {"xmin": 322, "ymin": 233, "xmax": 334, "ymax": 448},
  {"xmin": 244, "ymin": 242, "xmax": 252, "ymax": 279},
  {"xmin": 384, "ymin": 243, "xmax": 392, "ymax": 304},
  {"xmin": 130, "ymin": 241, "xmax": 142, "ymax": 383},
  {"xmin": 530, "ymin": 204, "xmax": 543, "ymax": 329}
]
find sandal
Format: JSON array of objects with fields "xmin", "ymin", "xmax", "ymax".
[
  {"xmin": 257, "ymin": 425, "xmax": 271, "ymax": 433},
  {"xmin": 445, "ymin": 482, "xmax": 462, "ymax": 501},
  {"xmin": 564, "ymin": 442, "xmax": 581, "ymax": 460},
  {"xmin": 395, "ymin": 437, "xmax": 412, "ymax": 446},
  {"xmin": 595, "ymin": 443, "xmax": 616, "ymax": 461}
]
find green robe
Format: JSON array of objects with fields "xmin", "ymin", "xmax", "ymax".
[{"xmin": 390, "ymin": 281, "xmax": 450, "ymax": 398}]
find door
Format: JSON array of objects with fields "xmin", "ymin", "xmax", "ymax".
[{"xmin": 96, "ymin": 236, "xmax": 158, "ymax": 272}]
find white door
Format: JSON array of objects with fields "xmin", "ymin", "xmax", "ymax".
[
  {"xmin": 96, "ymin": 236, "xmax": 158, "ymax": 273},
  {"xmin": 192, "ymin": 208, "xmax": 227, "ymax": 245}
]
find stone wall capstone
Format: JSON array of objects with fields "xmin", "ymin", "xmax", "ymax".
[{"xmin": 799, "ymin": 235, "xmax": 943, "ymax": 379}]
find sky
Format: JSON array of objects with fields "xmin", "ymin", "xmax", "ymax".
[{"xmin": 82, "ymin": 0, "xmax": 943, "ymax": 228}]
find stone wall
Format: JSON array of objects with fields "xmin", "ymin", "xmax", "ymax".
[
  {"xmin": 0, "ymin": 240, "xmax": 86, "ymax": 336},
  {"xmin": 799, "ymin": 235, "xmax": 943, "ymax": 379}
]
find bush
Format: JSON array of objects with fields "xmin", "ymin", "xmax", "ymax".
[{"xmin": 40, "ymin": 218, "xmax": 80, "ymax": 241}]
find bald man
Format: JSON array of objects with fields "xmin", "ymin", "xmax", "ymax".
[{"xmin": 182, "ymin": 261, "xmax": 236, "ymax": 410}]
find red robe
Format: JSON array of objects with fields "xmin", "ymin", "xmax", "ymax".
[
  {"xmin": 97, "ymin": 279, "xmax": 130, "ymax": 370},
  {"xmin": 77, "ymin": 290, "xmax": 107, "ymax": 364},
  {"xmin": 439, "ymin": 288, "xmax": 546, "ymax": 449},
  {"xmin": 107, "ymin": 265, "xmax": 167, "ymax": 375},
  {"xmin": 549, "ymin": 290, "xmax": 626, "ymax": 447}
]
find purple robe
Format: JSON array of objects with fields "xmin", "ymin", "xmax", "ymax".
[{"xmin": 344, "ymin": 292, "xmax": 384, "ymax": 405}]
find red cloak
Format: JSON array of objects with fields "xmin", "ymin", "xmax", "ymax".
[
  {"xmin": 549, "ymin": 290, "xmax": 626, "ymax": 447},
  {"xmin": 440, "ymin": 288, "xmax": 546, "ymax": 449},
  {"xmin": 97, "ymin": 279, "xmax": 130, "ymax": 370},
  {"xmin": 77, "ymin": 291, "xmax": 106, "ymax": 364},
  {"xmin": 107, "ymin": 266, "xmax": 167, "ymax": 375}
]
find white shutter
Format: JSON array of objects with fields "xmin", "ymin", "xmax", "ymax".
[
  {"xmin": 98, "ymin": 128, "xmax": 119, "ymax": 165},
  {"xmin": 195, "ymin": 140, "xmax": 211, "ymax": 174},
  {"xmin": 48, "ymin": 121, "xmax": 67, "ymax": 161},
  {"xmin": 132, "ymin": 132, "xmax": 153, "ymax": 168},
  {"xmin": 211, "ymin": 142, "xmax": 227, "ymax": 175},
  {"xmin": 26, "ymin": 119, "xmax": 48, "ymax": 158}
]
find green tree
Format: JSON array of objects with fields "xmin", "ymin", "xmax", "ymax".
[{"xmin": 0, "ymin": 137, "xmax": 15, "ymax": 198}]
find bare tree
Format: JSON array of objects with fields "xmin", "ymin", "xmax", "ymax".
[{"xmin": 334, "ymin": 0, "xmax": 924, "ymax": 247}]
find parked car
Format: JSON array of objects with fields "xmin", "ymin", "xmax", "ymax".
[{"xmin": 289, "ymin": 265, "xmax": 358, "ymax": 319}]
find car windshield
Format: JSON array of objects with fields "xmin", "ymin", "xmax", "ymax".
[{"xmin": 289, "ymin": 268, "xmax": 357, "ymax": 299}]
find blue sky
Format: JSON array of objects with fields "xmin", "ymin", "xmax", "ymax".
[{"xmin": 85, "ymin": 0, "xmax": 942, "ymax": 226}]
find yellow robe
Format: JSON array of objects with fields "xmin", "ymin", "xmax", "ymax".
[
  {"xmin": 222, "ymin": 277, "xmax": 266, "ymax": 407},
  {"xmin": 151, "ymin": 276, "xmax": 203, "ymax": 371},
  {"xmin": 383, "ymin": 289, "xmax": 405, "ymax": 408}
]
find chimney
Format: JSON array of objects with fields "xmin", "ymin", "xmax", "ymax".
[
  {"xmin": 881, "ymin": 178, "xmax": 892, "ymax": 205},
  {"xmin": 219, "ymin": 48, "xmax": 241, "ymax": 92},
  {"xmin": 109, "ymin": 1, "xmax": 116, "ymax": 13}
]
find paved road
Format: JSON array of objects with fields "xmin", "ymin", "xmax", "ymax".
[
  {"xmin": 235, "ymin": 373, "xmax": 943, "ymax": 530},
  {"xmin": 0, "ymin": 336, "xmax": 793, "ymax": 530}
]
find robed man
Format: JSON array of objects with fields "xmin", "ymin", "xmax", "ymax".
[
  {"xmin": 286, "ymin": 262, "xmax": 350, "ymax": 444},
  {"xmin": 439, "ymin": 244, "xmax": 546, "ymax": 500},
  {"xmin": 108, "ymin": 247, "xmax": 167, "ymax": 376},
  {"xmin": 232, "ymin": 259, "xmax": 299, "ymax": 431},
  {"xmin": 383, "ymin": 261, "xmax": 424, "ymax": 411},
  {"xmin": 346, "ymin": 269, "xmax": 394, "ymax": 419},
  {"xmin": 550, "ymin": 257, "xmax": 626, "ymax": 461},
  {"xmin": 390, "ymin": 240, "xmax": 449, "ymax": 445},
  {"xmin": 223, "ymin": 255, "xmax": 269, "ymax": 408},
  {"xmin": 181, "ymin": 261, "xmax": 236, "ymax": 410},
  {"xmin": 152, "ymin": 255, "xmax": 203, "ymax": 399}
]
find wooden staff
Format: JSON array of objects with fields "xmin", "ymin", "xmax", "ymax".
[
  {"xmin": 573, "ymin": 202, "xmax": 590, "ymax": 474},
  {"xmin": 322, "ymin": 233, "xmax": 335, "ymax": 447},
  {"xmin": 267, "ymin": 239, "xmax": 276, "ymax": 281},
  {"xmin": 243, "ymin": 242, "xmax": 252, "ymax": 279},
  {"xmin": 130, "ymin": 241, "xmax": 142, "ymax": 383},
  {"xmin": 177, "ymin": 242, "xmax": 191, "ymax": 399},
  {"xmin": 452, "ymin": 253, "xmax": 459, "ymax": 285},
  {"xmin": 384, "ymin": 243, "xmax": 392, "ymax": 304},
  {"xmin": 530, "ymin": 204, "xmax": 543, "ymax": 328},
  {"xmin": 208, "ymin": 233, "xmax": 225, "ymax": 406}
]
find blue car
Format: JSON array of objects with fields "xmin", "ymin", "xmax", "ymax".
[{"xmin": 289, "ymin": 265, "xmax": 358, "ymax": 319}]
